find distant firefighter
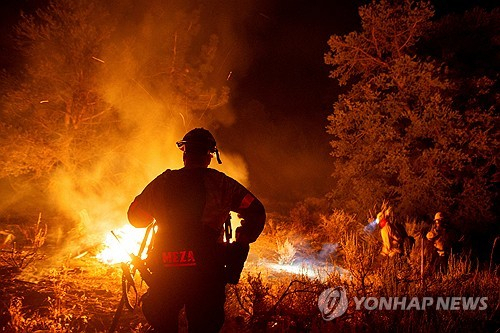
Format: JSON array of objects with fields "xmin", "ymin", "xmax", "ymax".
[
  {"xmin": 377, "ymin": 206, "xmax": 414, "ymax": 257},
  {"xmin": 426, "ymin": 212, "xmax": 460, "ymax": 258},
  {"xmin": 379, "ymin": 208, "xmax": 402, "ymax": 257}
]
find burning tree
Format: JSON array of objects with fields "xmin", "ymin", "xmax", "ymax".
[
  {"xmin": 0, "ymin": 0, "xmax": 118, "ymax": 198},
  {"xmin": 0, "ymin": 0, "xmax": 230, "ymax": 231},
  {"xmin": 325, "ymin": 0, "xmax": 498, "ymax": 226}
]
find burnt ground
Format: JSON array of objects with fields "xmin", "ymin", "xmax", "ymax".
[
  {"xmin": 0, "ymin": 254, "xmax": 150, "ymax": 333},
  {"xmin": 0, "ymin": 220, "xmax": 291, "ymax": 333},
  {"xmin": 0, "ymin": 238, "xmax": 280, "ymax": 333}
]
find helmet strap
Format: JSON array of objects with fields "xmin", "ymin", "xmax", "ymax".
[{"xmin": 215, "ymin": 149, "xmax": 222, "ymax": 164}]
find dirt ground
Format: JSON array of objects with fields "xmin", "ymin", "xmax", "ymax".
[
  {"xmin": 0, "ymin": 253, "xmax": 150, "ymax": 333},
  {"xmin": 0, "ymin": 236, "xmax": 288, "ymax": 333}
]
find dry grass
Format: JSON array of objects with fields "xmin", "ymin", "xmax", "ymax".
[
  {"xmin": 275, "ymin": 239, "xmax": 297, "ymax": 265},
  {"xmin": 1, "ymin": 211, "xmax": 498, "ymax": 333},
  {"xmin": 1, "ymin": 254, "xmax": 148, "ymax": 332},
  {"xmin": 0, "ymin": 213, "xmax": 47, "ymax": 271},
  {"xmin": 228, "ymin": 233, "xmax": 499, "ymax": 333}
]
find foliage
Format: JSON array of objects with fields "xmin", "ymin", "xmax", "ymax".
[
  {"xmin": 0, "ymin": 0, "xmax": 117, "ymax": 181},
  {"xmin": 262, "ymin": 198, "xmax": 331, "ymax": 256},
  {"xmin": 288, "ymin": 197, "xmax": 329, "ymax": 233},
  {"xmin": 226, "ymin": 273, "xmax": 326, "ymax": 332},
  {"xmin": 325, "ymin": 0, "xmax": 499, "ymax": 225},
  {"xmin": 319, "ymin": 209, "xmax": 362, "ymax": 244},
  {"xmin": 340, "ymin": 233, "xmax": 381, "ymax": 295},
  {"xmin": 0, "ymin": 213, "xmax": 47, "ymax": 270},
  {"xmin": 326, "ymin": 0, "xmax": 434, "ymax": 86},
  {"xmin": 418, "ymin": 7, "xmax": 500, "ymax": 227}
]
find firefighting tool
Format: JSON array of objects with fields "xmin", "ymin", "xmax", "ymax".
[
  {"xmin": 108, "ymin": 221, "xmax": 156, "ymax": 333},
  {"xmin": 223, "ymin": 213, "xmax": 250, "ymax": 284}
]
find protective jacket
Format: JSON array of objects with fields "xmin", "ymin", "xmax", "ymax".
[
  {"xmin": 426, "ymin": 223, "xmax": 459, "ymax": 257},
  {"xmin": 380, "ymin": 220, "xmax": 403, "ymax": 257},
  {"xmin": 128, "ymin": 167, "xmax": 265, "ymax": 280}
]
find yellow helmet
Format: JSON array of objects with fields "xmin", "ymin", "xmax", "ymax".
[{"xmin": 434, "ymin": 212, "xmax": 444, "ymax": 221}]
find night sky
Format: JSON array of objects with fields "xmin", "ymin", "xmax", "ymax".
[
  {"xmin": 220, "ymin": 0, "xmax": 365, "ymax": 210},
  {"xmin": 0, "ymin": 0, "xmax": 497, "ymax": 212}
]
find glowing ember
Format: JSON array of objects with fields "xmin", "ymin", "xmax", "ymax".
[{"xmin": 96, "ymin": 224, "xmax": 150, "ymax": 264}]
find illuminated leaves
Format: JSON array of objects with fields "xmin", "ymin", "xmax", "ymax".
[
  {"xmin": 325, "ymin": 0, "xmax": 433, "ymax": 85},
  {"xmin": 325, "ymin": 0, "xmax": 498, "ymax": 224}
]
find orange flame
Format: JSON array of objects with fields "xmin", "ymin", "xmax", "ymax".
[{"xmin": 96, "ymin": 224, "xmax": 149, "ymax": 264}]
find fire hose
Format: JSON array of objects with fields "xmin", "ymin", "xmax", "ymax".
[{"xmin": 108, "ymin": 221, "xmax": 156, "ymax": 333}]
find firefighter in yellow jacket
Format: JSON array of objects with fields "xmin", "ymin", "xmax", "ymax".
[
  {"xmin": 378, "ymin": 207, "xmax": 412, "ymax": 257},
  {"xmin": 127, "ymin": 128, "xmax": 266, "ymax": 332},
  {"xmin": 378, "ymin": 209, "xmax": 401, "ymax": 257}
]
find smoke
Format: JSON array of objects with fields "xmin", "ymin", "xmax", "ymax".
[
  {"xmin": 1, "ymin": 0, "xmax": 355, "ymax": 251},
  {"xmin": 318, "ymin": 242, "xmax": 338, "ymax": 260},
  {"xmin": 39, "ymin": 0, "xmax": 259, "ymax": 248},
  {"xmin": 218, "ymin": 99, "xmax": 334, "ymax": 212},
  {"xmin": 263, "ymin": 241, "xmax": 348, "ymax": 281},
  {"xmin": 364, "ymin": 218, "xmax": 379, "ymax": 233}
]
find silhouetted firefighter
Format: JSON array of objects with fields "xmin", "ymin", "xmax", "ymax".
[{"xmin": 124, "ymin": 128, "xmax": 266, "ymax": 333}]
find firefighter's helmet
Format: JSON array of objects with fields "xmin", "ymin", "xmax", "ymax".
[
  {"xmin": 176, "ymin": 128, "xmax": 222, "ymax": 164},
  {"xmin": 434, "ymin": 212, "xmax": 444, "ymax": 221}
]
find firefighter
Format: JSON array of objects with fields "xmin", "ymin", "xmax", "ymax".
[
  {"xmin": 378, "ymin": 207, "xmax": 412, "ymax": 257},
  {"xmin": 127, "ymin": 128, "xmax": 266, "ymax": 332},
  {"xmin": 426, "ymin": 212, "xmax": 459, "ymax": 260},
  {"xmin": 379, "ymin": 210, "xmax": 401, "ymax": 257}
]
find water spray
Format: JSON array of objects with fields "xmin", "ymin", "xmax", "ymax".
[{"xmin": 364, "ymin": 218, "xmax": 379, "ymax": 233}]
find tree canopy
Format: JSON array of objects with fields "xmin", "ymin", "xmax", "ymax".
[{"xmin": 325, "ymin": 0, "xmax": 498, "ymax": 226}]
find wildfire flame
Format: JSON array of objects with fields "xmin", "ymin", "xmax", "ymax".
[
  {"xmin": 95, "ymin": 219, "xmax": 350, "ymax": 283},
  {"xmin": 96, "ymin": 224, "xmax": 150, "ymax": 264}
]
